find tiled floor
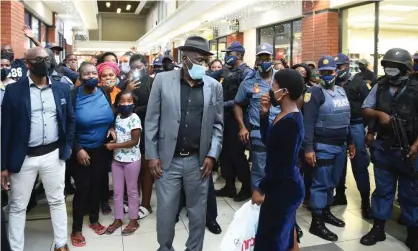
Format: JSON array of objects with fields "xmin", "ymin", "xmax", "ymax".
[{"xmin": 4, "ymin": 163, "xmax": 410, "ymax": 251}]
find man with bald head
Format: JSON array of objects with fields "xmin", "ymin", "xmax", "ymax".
[{"xmin": 1, "ymin": 47, "xmax": 75, "ymax": 251}]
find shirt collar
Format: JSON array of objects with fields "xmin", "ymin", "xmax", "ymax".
[
  {"xmin": 255, "ymin": 69, "xmax": 277, "ymax": 86},
  {"xmin": 28, "ymin": 75, "xmax": 52, "ymax": 87}
]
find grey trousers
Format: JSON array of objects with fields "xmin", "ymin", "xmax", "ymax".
[{"xmin": 156, "ymin": 154, "xmax": 209, "ymax": 251}]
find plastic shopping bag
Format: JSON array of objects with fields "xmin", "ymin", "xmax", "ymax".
[{"xmin": 220, "ymin": 201, "xmax": 260, "ymax": 251}]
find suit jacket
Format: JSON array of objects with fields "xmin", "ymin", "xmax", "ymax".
[
  {"xmin": 145, "ymin": 70, "xmax": 224, "ymax": 169},
  {"xmin": 1, "ymin": 76, "xmax": 75, "ymax": 173}
]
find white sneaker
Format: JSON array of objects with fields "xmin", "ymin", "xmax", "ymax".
[
  {"xmin": 138, "ymin": 206, "xmax": 151, "ymax": 219},
  {"xmin": 123, "ymin": 203, "xmax": 129, "ymax": 214}
]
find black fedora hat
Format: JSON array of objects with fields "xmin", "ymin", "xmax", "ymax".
[{"xmin": 178, "ymin": 36, "xmax": 213, "ymax": 56}]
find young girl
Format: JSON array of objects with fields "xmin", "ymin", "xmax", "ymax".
[{"xmin": 105, "ymin": 91, "xmax": 141, "ymax": 236}]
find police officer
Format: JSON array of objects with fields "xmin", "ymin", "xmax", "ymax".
[
  {"xmin": 303, "ymin": 56, "xmax": 355, "ymax": 241},
  {"xmin": 332, "ymin": 53, "xmax": 373, "ymax": 219},
  {"xmin": 361, "ymin": 48, "xmax": 418, "ymax": 250},
  {"xmin": 215, "ymin": 41, "xmax": 253, "ymax": 201},
  {"xmin": 151, "ymin": 55, "xmax": 164, "ymax": 77},
  {"xmin": 357, "ymin": 58, "xmax": 377, "ymax": 87},
  {"xmin": 234, "ymin": 43, "xmax": 280, "ymax": 190},
  {"xmin": 162, "ymin": 55, "xmax": 176, "ymax": 72},
  {"xmin": 0, "ymin": 45, "xmax": 27, "ymax": 82}
]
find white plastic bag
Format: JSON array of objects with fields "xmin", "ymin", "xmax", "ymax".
[{"xmin": 220, "ymin": 201, "xmax": 260, "ymax": 251}]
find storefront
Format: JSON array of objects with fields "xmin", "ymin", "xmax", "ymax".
[
  {"xmin": 24, "ymin": 10, "xmax": 49, "ymax": 50},
  {"xmin": 340, "ymin": 0, "xmax": 418, "ymax": 76},
  {"xmin": 257, "ymin": 19, "xmax": 302, "ymax": 66}
]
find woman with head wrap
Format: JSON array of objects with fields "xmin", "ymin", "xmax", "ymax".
[{"xmin": 97, "ymin": 61, "xmax": 121, "ymax": 105}]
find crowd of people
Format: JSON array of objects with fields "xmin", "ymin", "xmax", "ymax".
[{"xmin": 1, "ymin": 24, "xmax": 418, "ymax": 251}]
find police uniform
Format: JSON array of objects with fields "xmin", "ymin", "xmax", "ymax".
[
  {"xmin": 234, "ymin": 43, "xmax": 281, "ymax": 189},
  {"xmin": 152, "ymin": 55, "xmax": 164, "ymax": 77},
  {"xmin": 215, "ymin": 42, "xmax": 253, "ymax": 200},
  {"xmin": 360, "ymin": 48, "xmax": 418, "ymax": 250},
  {"xmin": 303, "ymin": 56, "xmax": 351, "ymax": 242},
  {"xmin": 333, "ymin": 54, "xmax": 373, "ymax": 219}
]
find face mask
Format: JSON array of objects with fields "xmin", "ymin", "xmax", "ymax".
[
  {"xmin": 120, "ymin": 63, "xmax": 130, "ymax": 74},
  {"xmin": 384, "ymin": 67, "xmax": 400, "ymax": 79},
  {"xmin": 118, "ymin": 104, "xmax": 133, "ymax": 116},
  {"xmin": 103, "ymin": 79, "xmax": 116, "ymax": 87},
  {"xmin": 30, "ymin": 61, "xmax": 50, "ymax": 77},
  {"xmin": 320, "ymin": 75, "xmax": 336, "ymax": 88},
  {"xmin": 83, "ymin": 78, "xmax": 99, "ymax": 89},
  {"xmin": 257, "ymin": 61, "xmax": 273, "ymax": 73},
  {"xmin": 2, "ymin": 51, "xmax": 14, "ymax": 61},
  {"xmin": 337, "ymin": 68, "xmax": 350, "ymax": 80},
  {"xmin": 224, "ymin": 55, "xmax": 237, "ymax": 66},
  {"xmin": 359, "ymin": 65, "xmax": 367, "ymax": 72},
  {"xmin": 413, "ymin": 64, "xmax": 418, "ymax": 72},
  {"xmin": 186, "ymin": 57, "xmax": 206, "ymax": 80},
  {"xmin": 269, "ymin": 88, "xmax": 284, "ymax": 107},
  {"xmin": 1, "ymin": 68, "xmax": 11, "ymax": 81},
  {"xmin": 163, "ymin": 63, "xmax": 175, "ymax": 71},
  {"xmin": 209, "ymin": 69, "xmax": 223, "ymax": 81}
]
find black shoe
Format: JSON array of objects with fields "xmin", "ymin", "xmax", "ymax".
[
  {"xmin": 323, "ymin": 207, "xmax": 345, "ymax": 227},
  {"xmin": 398, "ymin": 215, "xmax": 406, "ymax": 225},
  {"xmin": 175, "ymin": 214, "xmax": 180, "ymax": 223},
  {"xmin": 360, "ymin": 219, "xmax": 386, "ymax": 246},
  {"xmin": 295, "ymin": 222, "xmax": 303, "ymax": 239},
  {"xmin": 405, "ymin": 226, "xmax": 418, "ymax": 250},
  {"xmin": 233, "ymin": 188, "xmax": 251, "ymax": 202},
  {"xmin": 64, "ymin": 184, "xmax": 76, "ymax": 195},
  {"xmin": 206, "ymin": 220, "xmax": 222, "ymax": 234},
  {"xmin": 361, "ymin": 200, "xmax": 373, "ymax": 220},
  {"xmin": 309, "ymin": 214, "xmax": 338, "ymax": 241},
  {"xmin": 215, "ymin": 186, "xmax": 236, "ymax": 198},
  {"xmin": 332, "ymin": 193, "xmax": 347, "ymax": 206}
]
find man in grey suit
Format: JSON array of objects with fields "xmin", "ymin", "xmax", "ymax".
[{"xmin": 145, "ymin": 36, "xmax": 224, "ymax": 251}]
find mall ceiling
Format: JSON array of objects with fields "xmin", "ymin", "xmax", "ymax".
[{"xmin": 97, "ymin": 1, "xmax": 154, "ymax": 15}]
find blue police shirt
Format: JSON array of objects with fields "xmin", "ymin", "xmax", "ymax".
[
  {"xmin": 8, "ymin": 59, "xmax": 27, "ymax": 82},
  {"xmin": 235, "ymin": 69, "xmax": 281, "ymax": 139},
  {"xmin": 362, "ymin": 84, "xmax": 396, "ymax": 109}
]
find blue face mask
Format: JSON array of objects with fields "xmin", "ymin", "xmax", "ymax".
[
  {"xmin": 224, "ymin": 55, "xmax": 237, "ymax": 66},
  {"xmin": 257, "ymin": 61, "xmax": 273, "ymax": 73},
  {"xmin": 208, "ymin": 69, "xmax": 223, "ymax": 81},
  {"xmin": 83, "ymin": 78, "xmax": 99, "ymax": 89},
  {"xmin": 337, "ymin": 68, "xmax": 350, "ymax": 80},
  {"xmin": 118, "ymin": 104, "xmax": 133, "ymax": 116},
  {"xmin": 414, "ymin": 64, "xmax": 418, "ymax": 72},
  {"xmin": 186, "ymin": 57, "xmax": 206, "ymax": 80},
  {"xmin": 1, "ymin": 68, "xmax": 11, "ymax": 81},
  {"xmin": 320, "ymin": 75, "xmax": 336, "ymax": 88}
]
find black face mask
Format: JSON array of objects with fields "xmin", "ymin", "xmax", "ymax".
[
  {"xmin": 269, "ymin": 89, "xmax": 279, "ymax": 107},
  {"xmin": 359, "ymin": 65, "xmax": 367, "ymax": 72},
  {"xmin": 30, "ymin": 61, "xmax": 50, "ymax": 77},
  {"xmin": 1, "ymin": 68, "xmax": 11, "ymax": 81},
  {"xmin": 163, "ymin": 63, "xmax": 175, "ymax": 72},
  {"xmin": 2, "ymin": 51, "xmax": 14, "ymax": 61}
]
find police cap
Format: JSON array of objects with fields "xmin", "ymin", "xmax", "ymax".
[
  {"xmin": 317, "ymin": 56, "xmax": 337, "ymax": 71},
  {"xmin": 222, "ymin": 41, "xmax": 245, "ymax": 53},
  {"xmin": 153, "ymin": 55, "xmax": 164, "ymax": 66},
  {"xmin": 381, "ymin": 48, "xmax": 413, "ymax": 70},
  {"xmin": 334, "ymin": 53, "xmax": 350, "ymax": 65},
  {"xmin": 256, "ymin": 43, "xmax": 273, "ymax": 56}
]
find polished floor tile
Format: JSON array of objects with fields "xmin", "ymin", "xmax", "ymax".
[{"xmin": 6, "ymin": 162, "xmax": 410, "ymax": 251}]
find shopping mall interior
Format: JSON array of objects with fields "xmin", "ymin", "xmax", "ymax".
[{"xmin": 1, "ymin": 0, "xmax": 418, "ymax": 250}]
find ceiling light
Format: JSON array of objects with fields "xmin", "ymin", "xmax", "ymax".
[
  {"xmin": 380, "ymin": 4, "xmax": 418, "ymax": 12},
  {"xmin": 126, "ymin": 4, "xmax": 131, "ymax": 11},
  {"xmin": 106, "ymin": 2, "xmax": 110, "ymax": 8},
  {"xmin": 117, "ymin": 8, "xmax": 121, "ymax": 13}
]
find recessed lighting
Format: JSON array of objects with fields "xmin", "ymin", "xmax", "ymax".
[
  {"xmin": 117, "ymin": 8, "xmax": 121, "ymax": 13},
  {"xmin": 126, "ymin": 4, "xmax": 131, "ymax": 11},
  {"xmin": 106, "ymin": 2, "xmax": 110, "ymax": 8}
]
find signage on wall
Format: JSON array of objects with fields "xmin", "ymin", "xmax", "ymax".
[{"xmin": 229, "ymin": 19, "xmax": 239, "ymax": 32}]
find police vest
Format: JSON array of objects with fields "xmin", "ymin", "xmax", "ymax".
[
  {"xmin": 222, "ymin": 66, "xmax": 248, "ymax": 101},
  {"xmin": 376, "ymin": 78, "xmax": 418, "ymax": 143},
  {"xmin": 315, "ymin": 86, "xmax": 350, "ymax": 129},
  {"xmin": 342, "ymin": 74, "xmax": 366, "ymax": 120}
]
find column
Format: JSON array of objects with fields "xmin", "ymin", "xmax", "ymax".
[{"xmin": 1, "ymin": 0, "xmax": 25, "ymax": 58}]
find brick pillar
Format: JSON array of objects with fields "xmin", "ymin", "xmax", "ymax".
[
  {"xmin": 1, "ymin": 0, "xmax": 25, "ymax": 58},
  {"xmin": 48, "ymin": 13, "xmax": 57, "ymax": 44},
  {"xmin": 301, "ymin": 0, "xmax": 339, "ymax": 63}
]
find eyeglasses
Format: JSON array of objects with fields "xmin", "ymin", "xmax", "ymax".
[{"xmin": 27, "ymin": 56, "xmax": 51, "ymax": 63}]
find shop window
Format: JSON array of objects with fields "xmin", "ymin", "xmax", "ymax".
[
  {"xmin": 377, "ymin": 0, "xmax": 418, "ymax": 76},
  {"xmin": 292, "ymin": 20, "xmax": 302, "ymax": 65},
  {"xmin": 217, "ymin": 37, "xmax": 227, "ymax": 62},
  {"xmin": 24, "ymin": 11, "xmax": 31, "ymax": 51},
  {"xmin": 209, "ymin": 40, "xmax": 218, "ymax": 61},
  {"xmin": 40, "ymin": 23, "xmax": 47, "ymax": 47},
  {"xmin": 31, "ymin": 16, "xmax": 40, "ymax": 48},
  {"xmin": 274, "ymin": 23, "xmax": 291, "ymax": 63},
  {"xmin": 259, "ymin": 27, "xmax": 274, "ymax": 47},
  {"xmin": 341, "ymin": 3, "xmax": 376, "ymax": 75}
]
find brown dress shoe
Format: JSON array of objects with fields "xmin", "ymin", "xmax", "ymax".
[{"xmin": 54, "ymin": 244, "xmax": 69, "ymax": 251}]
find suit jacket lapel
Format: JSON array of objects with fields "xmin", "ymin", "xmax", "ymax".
[
  {"xmin": 51, "ymin": 84, "xmax": 63, "ymax": 120},
  {"xmin": 202, "ymin": 76, "xmax": 212, "ymax": 122},
  {"xmin": 171, "ymin": 70, "xmax": 181, "ymax": 117},
  {"xmin": 22, "ymin": 78, "xmax": 31, "ymax": 122}
]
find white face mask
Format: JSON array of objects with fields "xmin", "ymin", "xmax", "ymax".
[
  {"xmin": 55, "ymin": 55, "xmax": 60, "ymax": 63},
  {"xmin": 384, "ymin": 67, "xmax": 400, "ymax": 77}
]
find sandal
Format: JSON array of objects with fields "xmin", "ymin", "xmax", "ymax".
[
  {"xmin": 138, "ymin": 206, "xmax": 151, "ymax": 219},
  {"xmin": 106, "ymin": 222, "xmax": 122, "ymax": 235},
  {"xmin": 71, "ymin": 232, "xmax": 86, "ymax": 247},
  {"xmin": 122, "ymin": 224, "xmax": 139, "ymax": 236},
  {"xmin": 89, "ymin": 223, "xmax": 107, "ymax": 235}
]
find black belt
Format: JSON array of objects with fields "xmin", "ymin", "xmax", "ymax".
[
  {"xmin": 315, "ymin": 138, "xmax": 346, "ymax": 146},
  {"xmin": 27, "ymin": 141, "xmax": 59, "ymax": 157},
  {"xmin": 174, "ymin": 150, "xmax": 198, "ymax": 157}
]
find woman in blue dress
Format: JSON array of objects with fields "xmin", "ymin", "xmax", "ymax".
[{"xmin": 252, "ymin": 69, "xmax": 306, "ymax": 251}]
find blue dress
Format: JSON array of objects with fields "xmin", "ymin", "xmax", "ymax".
[{"xmin": 254, "ymin": 112, "xmax": 305, "ymax": 251}]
